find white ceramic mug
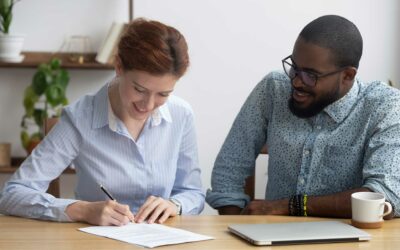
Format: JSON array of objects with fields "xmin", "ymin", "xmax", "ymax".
[{"xmin": 351, "ymin": 192, "xmax": 392, "ymax": 229}]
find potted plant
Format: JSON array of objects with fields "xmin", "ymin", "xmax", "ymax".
[
  {"xmin": 0, "ymin": 0, "xmax": 24, "ymax": 62},
  {"xmin": 21, "ymin": 58, "xmax": 70, "ymax": 154}
]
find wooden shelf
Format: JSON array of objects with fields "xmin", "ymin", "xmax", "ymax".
[
  {"xmin": 0, "ymin": 157, "xmax": 75, "ymax": 174},
  {"xmin": 0, "ymin": 52, "xmax": 114, "ymax": 70}
]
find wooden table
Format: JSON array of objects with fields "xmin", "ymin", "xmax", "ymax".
[{"xmin": 0, "ymin": 215, "xmax": 399, "ymax": 249}]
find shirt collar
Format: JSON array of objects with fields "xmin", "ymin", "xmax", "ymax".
[
  {"xmin": 324, "ymin": 79, "xmax": 360, "ymax": 123},
  {"xmin": 152, "ymin": 102, "xmax": 172, "ymax": 126},
  {"xmin": 92, "ymin": 81, "xmax": 173, "ymax": 130},
  {"xmin": 108, "ymin": 102, "xmax": 172, "ymax": 130}
]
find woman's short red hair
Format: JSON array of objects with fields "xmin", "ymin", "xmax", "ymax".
[{"xmin": 117, "ymin": 18, "xmax": 189, "ymax": 78}]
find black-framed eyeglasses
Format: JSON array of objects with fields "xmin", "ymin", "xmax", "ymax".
[{"xmin": 282, "ymin": 55, "xmax": 347, "ymax": 87}]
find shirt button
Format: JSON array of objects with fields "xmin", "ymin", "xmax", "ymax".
[
  {"xmin": 316, "ymin": 126, "xmax": 322, "ymax": 130},
  {"xmin": 299, "ymin": 178, "xmax": 305, "ymax": 184},
  {"xmin": 304, "ymin": 150, "xmax": 310, "ymax": 155}
]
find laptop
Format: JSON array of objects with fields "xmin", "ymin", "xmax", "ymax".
[{"xmin": 228, "ymin": 221, "xmax": 371, "ymax": 246}]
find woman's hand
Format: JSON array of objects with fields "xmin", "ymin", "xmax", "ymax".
[
  {"xmin": 135, "ymin": 196, "xmax": 178, "ymax": 224},
  {"xmin": 66, "ymin": 200, "xmax": 135, "ymax": 226}
]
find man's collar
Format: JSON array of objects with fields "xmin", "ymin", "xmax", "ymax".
[{"xmin": 324, "ymin": 79, "xmax": 360, "ymax": 123}]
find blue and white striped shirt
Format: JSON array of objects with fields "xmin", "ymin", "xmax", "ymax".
[{"xmin": 0, "ymin": 83, "xmax": 205, "ymax": 221}]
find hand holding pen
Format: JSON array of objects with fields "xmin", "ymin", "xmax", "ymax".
[
  {"xmin": 65, "ymin": 187, "xmax": 135, "ymax": 226},
  {"xmin": 99, "ymin": 184, "xmax": 135, "ymax": 223}
]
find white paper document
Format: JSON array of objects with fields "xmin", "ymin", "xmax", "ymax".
[{"xmin": 79, "ymin": 223, "xmax": 214, "ymax": 248}]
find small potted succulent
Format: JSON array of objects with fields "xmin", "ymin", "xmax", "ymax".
[
  {"xmin": 21, "ymin": 58, "xmax": 70, "ymax": 154},
  {"xmin": 0, "ymin": 0, "xmax": 24, "ymax": 62}
]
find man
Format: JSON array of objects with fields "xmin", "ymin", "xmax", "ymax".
[{"xmin": 206, "ymin": 15, "xmax": 399, "ymax": 218}]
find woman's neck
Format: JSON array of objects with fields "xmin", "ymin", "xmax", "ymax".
[{"xmin": 108, "ymin": 82, "xmax": 147, "ymax": 141}]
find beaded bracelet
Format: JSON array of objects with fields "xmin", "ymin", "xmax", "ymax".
[
  {"xmin": 303, "ymin": 194, "xmax": 308, "ymax": 216},
  {"xmin": 289, "ymin": 194, "xmax": 308, "ymax": 216}
]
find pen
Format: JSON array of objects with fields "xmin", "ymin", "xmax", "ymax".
[
  {"xmin": 100, "ymin": 184, "xmax": 135, "ymax": 222},
  {"xmin": 100, "ymin": 184, "xmax": 116, "ymax": 201}
]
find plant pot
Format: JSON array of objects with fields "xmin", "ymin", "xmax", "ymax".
[
  {"xmin": 0, "ymin": 34, "xmax": 25, "ymax": 62},
  {"xmin": 26, "ymin": 139, "xmax": 41, "ymax": 155}
]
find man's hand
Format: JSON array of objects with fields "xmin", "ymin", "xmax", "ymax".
[
  {"xmin": 66, "ymin": 200, "xmax": 135, "ymax": 226},
  {"xmin": 135, "ymin": 196, "xmax": 177, "ymax": 224},
  {"xmin": 241, "ymin": 199, "xmax": 289, "ymax": 215}
]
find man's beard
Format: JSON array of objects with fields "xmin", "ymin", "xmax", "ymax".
[{"xmin": 288, "ymin": 85, "xmax": 341, "ymax": 118}]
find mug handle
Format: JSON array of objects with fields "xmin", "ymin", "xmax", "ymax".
[{"xmin": 381, "ymin": 202, "xmax": 393, "ymax": 217}]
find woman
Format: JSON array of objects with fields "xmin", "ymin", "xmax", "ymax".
[{"xmin": 0, "ymin": 18, "xmax": 204, "ymax": 225}]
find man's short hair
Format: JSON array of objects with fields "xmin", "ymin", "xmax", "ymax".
[{"xmin": 299, "ymin": 15, "xmax": 363, "ymax": 69}]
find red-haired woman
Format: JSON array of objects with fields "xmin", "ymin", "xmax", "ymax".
[{"xmin": 0, "ymin": 19, "xmax": 204, "ymax": 225}]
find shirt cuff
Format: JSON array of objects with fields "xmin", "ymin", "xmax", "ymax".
[
  {"xmin": 46, "ymin": 198, "xmax": 79, "ymax": 222},
  {"xmin": 170, "ymin": 192, "xmax": 205, "ymax": 215},
  {"xmin": 363, "ymin": 182, "xmax": 400, "ymax": 217},
  {"xmin": 205, "ymin": 189, "xmax": 250, "ymax": 209}
]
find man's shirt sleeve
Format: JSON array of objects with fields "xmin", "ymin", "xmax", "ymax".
[
  {"xmin": 362, "ymin": 94, "xmax": 400, "ymax": 217},
  {"xmin": 206, "ymin": 73, "xmax": 274, "ymax": 209}
]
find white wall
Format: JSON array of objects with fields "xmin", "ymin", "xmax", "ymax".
[{"xmin": 0, "ymin": 0, "xmax": 399, "ymax": 215}]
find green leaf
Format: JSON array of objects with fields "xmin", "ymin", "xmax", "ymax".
[
  {"xmin": 38, "ymin": 63, "xmax": 50, "ymax": 71},
  {"xmin": 23, "ymin": 96, "xmax": 35, "ymax": 116},
  {"xmin": 50, "ymin": 58, "xmax": 61, "ymax": 70},
  {"xmin": 2, "ymin": 11, "xmax": 11, "ymax": 33},
  {"xmin": 20, "ymin": 114, "xmax": 31, "ymax": 129},
  {"xmin": 0, "ymin": 0, "xmax": 14, "ymax": 34},
  {"xmin": 20, "ymin": 130, "xmax": 30, "ymax": 150},
  {"xmin": 32, "ymin": 71, "xmax": 48, "ymax": 95},
  {"xmin": 45, "ymin": 84, "xmax": 65, "ymax": 107},
  {"xmin": 23, "ymin": 85, "xmax": 37, "ymax": 99},
  {"xmin": 23, "ymin": 85, "xmax": 38, "ymax": 116},
  {"xmin": 56, "ymin": 69, "xmax": 69, "ymax": 90},
  {"xmin": 61, "ymin": 97, "xmax": 69, "ymax": 105},
  {"xmin": 0, "ymin": 0, "xmax": 11, "ymax": 12},
  {"xmin": 33, "ymin": 109, "xmax": 46, "ymax": 129},
  {"xmin": 0, "ymin": 0, "xmax": 13, "ymax": 12}
]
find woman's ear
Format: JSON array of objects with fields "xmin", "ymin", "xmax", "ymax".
[{"xmin": 114, "ymin": 56, "xmax": 124, "ymax": 76}]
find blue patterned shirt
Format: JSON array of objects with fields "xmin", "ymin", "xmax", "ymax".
[
  {"xmin": 206, "ymin": 71, "xmax": 400, "ymax": 216},
  {"xmin": 0, "ymin": 83, "xmax": 205, "ymax": 221}
]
